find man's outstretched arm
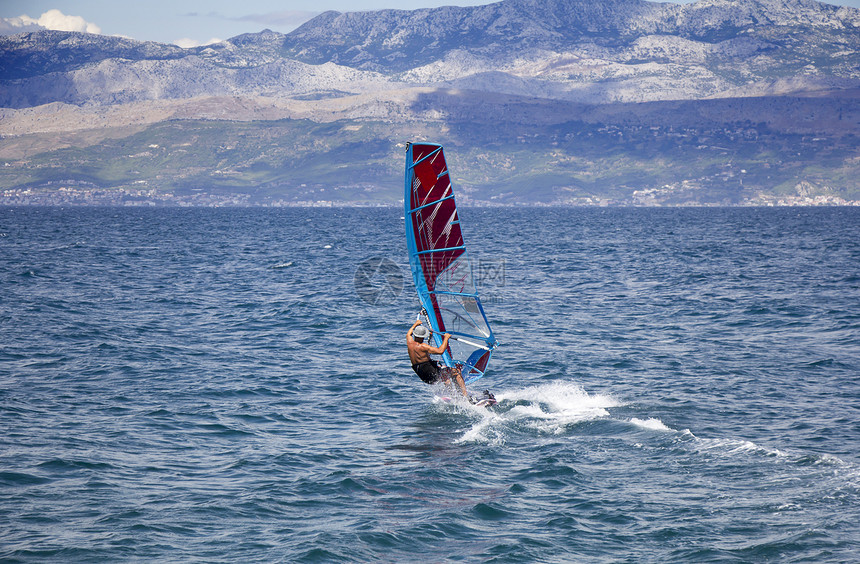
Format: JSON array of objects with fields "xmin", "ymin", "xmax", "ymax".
[{"xmin": 426, "ymin": 333, "xmax": 451, "ymax": 355}]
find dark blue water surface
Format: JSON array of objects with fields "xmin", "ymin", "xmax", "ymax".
[{"xmin": 1, "ymin": 206, "xmax": 859, "ymax": 562}]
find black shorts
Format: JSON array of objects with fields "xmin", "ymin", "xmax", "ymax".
[{"xmin": 412, "ymin": 360, "xmax": 443, "ymax": 384}]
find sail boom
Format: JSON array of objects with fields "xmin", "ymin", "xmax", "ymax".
[
  {"xmin": 447, "ymin": 335, "xmax": 491, "ymax": 350},
  {"xmin": 429, "ymin": 290, "xmax": 478, "ymax": 298}
]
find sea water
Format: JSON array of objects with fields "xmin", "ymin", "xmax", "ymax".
[{"xmin": 1, "ymin": 206, "xmax": 858, "ymax": 562}]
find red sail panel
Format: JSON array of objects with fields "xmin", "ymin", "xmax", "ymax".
[
  {"xmin": 408, "ymin": 144, "xmax": 466, "ymax": 330},
  {"xmin": 471, "ymin": 350, "xmax": 490, "ymax": 375}
]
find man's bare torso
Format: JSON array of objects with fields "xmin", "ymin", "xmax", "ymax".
[{"xmin": 407, "ymin": 341, "xmax": 432, "ymax": 365}]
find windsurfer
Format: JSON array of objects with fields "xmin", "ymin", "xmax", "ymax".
[{"xmin": 407, "ymin": 319, "xmax": 468, "ymax": 397}]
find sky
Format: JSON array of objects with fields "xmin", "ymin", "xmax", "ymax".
[
  {"xmin": 0, "ymin": 0, "xmax": 495, "ymax": 46},
  {"xmin": 1, "ymin": 0, "xmax": 858, "ymax": 47}
]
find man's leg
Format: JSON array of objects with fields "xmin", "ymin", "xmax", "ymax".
[
  {"xmin": 438, "ymin": 366, "xmax": 468, "ymax": 397},
  {"xmin": 451, "ymin": 367, "xmax": 468, "ymax": 397}
]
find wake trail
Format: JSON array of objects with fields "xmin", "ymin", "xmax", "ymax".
[{"xmin": 442, "ymin": 382, "xmax": 860, "ymax": 489}]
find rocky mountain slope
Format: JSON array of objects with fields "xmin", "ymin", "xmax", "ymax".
[
  {"xmin": 1, "ymin": 0, "xmax": 858, "ymax": 107},
  {"xmin": 281, "ymin": 0, "xmax": 860, "ymax": 71}
]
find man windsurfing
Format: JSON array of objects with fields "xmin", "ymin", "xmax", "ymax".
[{"xmin": 407, "ymin": 319, "xmax": 469, "ymax": 397}]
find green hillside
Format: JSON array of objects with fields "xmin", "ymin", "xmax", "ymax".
[{"xmin": 2, "ymin": 116, "xmax": 858, "ymax": 205}]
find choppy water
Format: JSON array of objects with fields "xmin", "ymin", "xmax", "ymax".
[{"xmin": 1, "ymin": 206, "xmax": 859, "ymax": 562}]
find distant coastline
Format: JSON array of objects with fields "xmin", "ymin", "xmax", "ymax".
[{"xmin": 2, "ymin": 186, "xmax": 859, "ymax": 208}]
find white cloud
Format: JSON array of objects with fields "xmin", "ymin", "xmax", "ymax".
[
  {"xmin": 0, "ymin": 16, "xmax": 41, "ymax": 35},
  {"xmin": 0, "ymin": 9, "xmax": 101, "ymax": 36},
  {"xmin": 37, "ymin": 9, "xmax": 101, "ymax": 34},
  {"xmin": 173, "ymin": 37, "xmax": 224, "ymax": 49}
]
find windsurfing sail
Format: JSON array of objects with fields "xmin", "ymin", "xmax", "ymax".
[{"xmin": 404, "ymin": 142, "xmax": 498, "ymax": 384}]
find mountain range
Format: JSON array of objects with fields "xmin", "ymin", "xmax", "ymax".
[{"xmin": 1, "ymin": 0, "xmax": 859, "ymax": 205}]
